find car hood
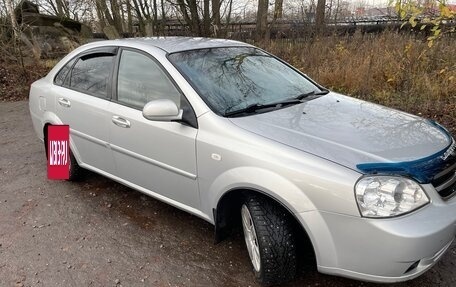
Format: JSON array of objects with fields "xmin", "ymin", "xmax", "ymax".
[{"xmin": 229, "ymin": 93, "xmax": 453, "ymax": 179}]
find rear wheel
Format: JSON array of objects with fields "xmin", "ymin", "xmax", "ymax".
[
  {"xmin": 67, "ymin": 149, "xmax": 83, "ymax": 181},
  {"xmin": 241, "ymin": 195, "xmax": 297, "ymax": 285}
]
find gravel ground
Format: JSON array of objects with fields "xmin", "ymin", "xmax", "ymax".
[{"xmin": 0, "ymin": 101, "xmax": 455, "ymax": 287}]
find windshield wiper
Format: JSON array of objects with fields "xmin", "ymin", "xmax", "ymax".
[
  {"xmin": 224, "ymin": 90, "xmax": 330, "ymax": 117},
  {"xmin": 225, "ymin": 102, "xmax": 281, "ymax": 117},
  {"xmin": 294, "ymin": 89, "xmax": 329, "ymax": 100}
]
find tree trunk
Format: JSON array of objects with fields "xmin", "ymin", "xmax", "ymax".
[
  {"xmin": 187, "ymin": 0, "xmax": 201, "ymax": 35},
  {"xmin": 55, "ymin": 0, "xmax": 70, "ymax": 18},
  {"xmin": 121, "ymin": 1, "xmax": 126, "ymax": 32},
  {"xmin": 203, "ymin": 0, "xmax": 210, "ymax": 36},
  {"xmin": 327, "ymin": 0, "xmax": 333, "ymax": 22},
  {"xmin": 55, "ymin": 0, "xmax": 65, "ymax": 17},
  {"xmin": 110, "ymin": 0, "xmax": 123, "ymax": 33},
  {"xmin": 127, "ymin": 0, "xmax": 133, "ymax": 33},
  {"xmin": 153, "ymin": 0, "xmax": 158, "ymax": 35},
  {"xmin": 132, "ymin": 0, "xmax": 146, "ymax": 35},
  {"xmin": 212, "ymin": 0, "xmax": 221, "ymax": 36},
  {"xmin": 334, "ymin": 0, "xmax": 340, "ymax": 23},
  {"xmin": 160, "ymin": 0, "xmax": 166, "ymax": 35},
  {"xmin": 273, "ymin": 0, "xmax": 283, "ymax": 20},
  {"xmin": 176, "ymin": 0, "xmax": 192, "ymax": 34},
  {"xmin": 225, "ymin": 0, "xmax": 233, "ymax": 25},
  {"xmin": 138, "ymin": 0, "xmax": 151, "ymax": 21},
  {"xmin": 5, "ymin": 0, "xmax": 18, "ymax": 35},
  {"xmin": 97, "ymin": 0, "xmax": 116, "ymax": 27},
  {"xmin": 94, "ymin": 0, "xmax": 105, "ymax": 29},
  {"xmin": 315, "ymin": 0, "xmax": 326, "ymax": 33},
  {"xmin": 226, "ymin": 0, "xmax": 233, "ymax": 37},
  {"xmin": 256, "ymin": 0, "xmax": 269, "ymax": 41}
]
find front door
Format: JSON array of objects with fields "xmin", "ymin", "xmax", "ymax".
[{"xmin": 109, "ymin": 48, "xmax": 199, "ymax": 209}]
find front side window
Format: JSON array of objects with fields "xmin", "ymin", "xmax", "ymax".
[
  {"xmin": 69, "ymin": 54, "xmax": 114, "ymax": 98},
  {"xmin": 168, "ymin": 47, "xmax": 321, "ymax": 116},
  {"xmin": 117, "ymin": 50, "xmax": 181, "ymax": 109}
]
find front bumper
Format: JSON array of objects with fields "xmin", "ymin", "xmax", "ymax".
[{"xmin": 297, "ymin": 184, "xmax": 456, "ymax": 283}]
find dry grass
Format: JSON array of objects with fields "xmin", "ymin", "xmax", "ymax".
[
  {"xmin": 257, "ymin": 31, "xmax": 456, "ymax": 134},
  {"xmin": 1, "ymin": 31, "xmax": 455, "ymax": 133}
]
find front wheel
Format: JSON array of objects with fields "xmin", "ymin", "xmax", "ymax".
[{"xmin": 241, "ymin": 195, "xmax": 297, "ymax": 285}]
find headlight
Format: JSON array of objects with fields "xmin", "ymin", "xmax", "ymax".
[{"xmin": 355, "ymin": 176, "xmax": 429, "ymax": 218}]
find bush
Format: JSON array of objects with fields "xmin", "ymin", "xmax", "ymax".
[{"xmin": 1, "ymin": 31, "xmax": 455, "ymax": 134}]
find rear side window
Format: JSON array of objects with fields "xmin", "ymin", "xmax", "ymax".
[
  {"xmin": 69, "ymin": 54, "xmax": 114, "ymax": 98},
  {"xmin": 54, "ymin": 58, "xmax": 75, "ymax": 86}
]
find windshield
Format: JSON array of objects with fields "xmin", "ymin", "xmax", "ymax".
[{"xmin": 168, "ymin": 47, "xmax": 322, "ymax": 116}]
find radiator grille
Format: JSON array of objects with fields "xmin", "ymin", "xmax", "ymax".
[{"xmin": 432, "ymin": 163, "xmax": 456, "ymax": 200}]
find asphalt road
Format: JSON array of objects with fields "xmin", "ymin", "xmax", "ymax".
[{"xmin": 0, "ymin": 101, "xmax": 455, "ymax": 287}]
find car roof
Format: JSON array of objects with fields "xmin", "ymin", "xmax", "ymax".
[{"xmin": 106, "ymin": 37, "xmax": 252, "ymax": 53}]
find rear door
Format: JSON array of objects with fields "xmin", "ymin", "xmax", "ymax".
[
  {"xmin": 108, "ymin": 48, "xmax": 200, "ymax": 209},
  {"xmin": 53, "ymin": 47, "xmax": 117, "ymax": 175}
]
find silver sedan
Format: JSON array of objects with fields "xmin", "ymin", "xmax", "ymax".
[{"xmin": 29, "ymin": 37, "xmax": 456, "ymax": 285}]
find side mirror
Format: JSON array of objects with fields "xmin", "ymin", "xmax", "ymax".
[{"xmin": 142, "ymin": 99, "xmax": 183, "ymax": 122}]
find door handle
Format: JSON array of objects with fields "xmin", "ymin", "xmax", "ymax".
[
  {"xmin": 58, "ymin": 97, "xmax": 71, "ymax": 108},
  {"xmin": 112, "ymin": 116, "xmax": 131, "ymax": 128}
]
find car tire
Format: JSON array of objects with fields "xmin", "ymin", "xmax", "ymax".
[
  {"xmin": 241, "ymin": 195, "xmax": 297, "ymax": 285},
  {"xmin": 67, "ymin": 149, "xmax": 83, "ymax": 181}
]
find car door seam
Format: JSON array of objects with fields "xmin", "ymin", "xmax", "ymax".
[{"xmin": 110, "ymin": 143, "xmax": 197, "ymax": 180}]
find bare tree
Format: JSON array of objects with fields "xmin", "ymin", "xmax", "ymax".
[
  {"xmin": 316, "ymin": 0, "xmax": 326, "ymax": 32},
  {"xmin": 203, "ymin": 0, "xmax": 210, "ymax": 36},
  {"xmin": 212, "ymin": 0, "xmax": 221, "ymax": 36},
  {"xmin": 126, "ymin": 0, "xmax": 133, "ymax": 33},
  {"xmin": 5, "ymin": 0, "xmax": 19, "ymax": 35},
  {"xmin": 39, "ymin": 0, "xmax": 92, "ymax": 21},
  {"xmin": 96, "ymin": 0, "xmax": 116, "ymax": 28},
  {"xmin": 274, "ymin": 0, "xmax": 283, "ymax": 20},
  {"xmin": 153, "ymin": 0, "xmax": 158, "ymax": 34},
  {"xmin": 225, "ymin": 0, "xmax": 233, "ymax": 25},
  {"xmin": 4, "ymin": 0, "xmax": 41, "ymax": 62},
  {"xmin": 174, "ymin": 0, "xmax": 201, "ymax": 35},
  {"xmin": 160, "ymin": 0, "xmax": 167, "ymax": 35},
  {"xmin": 110, "ymin": 0, "xmax": 123, "ymax": 32},
  {"xmin": 256, "ymin": 0, "xmax": 269, "ymax": 40}
]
